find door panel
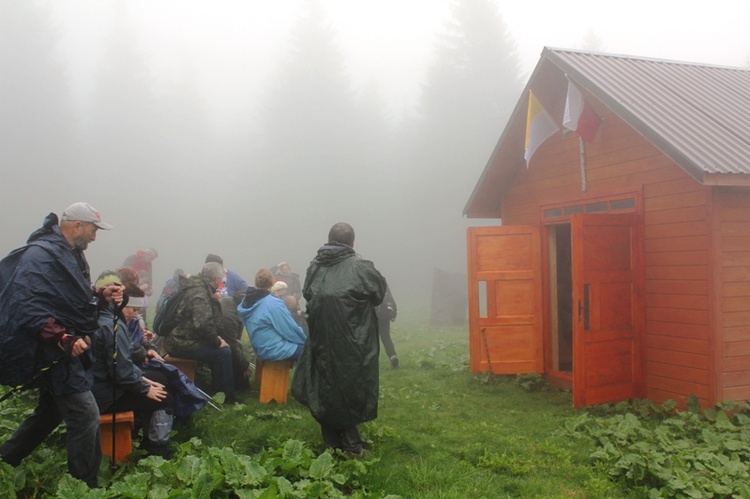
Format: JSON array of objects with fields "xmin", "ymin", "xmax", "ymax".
[
  {"xmin": 572, "ymin": 213, "xmax": 644, "ymax": 407},
  {"xmin": 467, "ymin": 226, "xmax": 543, "ymax": 374}
]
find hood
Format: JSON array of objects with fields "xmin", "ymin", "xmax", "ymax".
[
  {"xmin": 313, "ymin": 242, "xmax": 355, "ymax": 266},
  {"xmin": 27, "ymin": 213, "xmax": 68, "ymax": 248},
  {"xmin": 240, "ymin": 287, "xmax": 270, "ymax": 311}
]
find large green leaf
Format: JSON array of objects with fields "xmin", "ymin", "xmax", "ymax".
[{"xmin": 308, "ymin": 452, "xmax": 334, "ymax": 480}]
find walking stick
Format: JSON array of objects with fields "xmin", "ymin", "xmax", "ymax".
[
  {"xmin": 480, "ymin": 327, "xmax": 496, "ymax": 382},
  {"xmin": 193, "ymin": 386, "xmax": 222, "ymax": 412},
  {"xmin": 149, "ymin": 358, "xmax": 222, "ymax": 412},
  {"xmin": 109, "ymin": 299, "xmax": 126, "ymax": 470}
]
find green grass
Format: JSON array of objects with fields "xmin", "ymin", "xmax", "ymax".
[
  {"xmin": 182, "ymin": 319, "xmax": 631, "ymax": 498},
  {"xmin": 0, "ymin": 317, "xmax": 643, "ymax": 497},
  {"xmin": 4, "ymin": 316, "xmax": 748, "ymax": 496}
]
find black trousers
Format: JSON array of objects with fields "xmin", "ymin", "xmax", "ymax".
[
  {"xmin": 321, "ymin": 424, "xmax": 363, "ymax": 453},
  {"xmin": 0, "ymin": 389, "xmax": 101, "ymax": 487},
  {"xmin": 102, "ymin": 369, "xmax": 174, "ymax": 446},
  {"xmin": 379, "ymin": 320, "xmax": 397, "ymax": 359}
]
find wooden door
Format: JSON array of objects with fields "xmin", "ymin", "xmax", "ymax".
[
  {"xmin": 467, "ymin": 226, "xmax": 543, "ymax": 374},
  {"xmin": 572, "ymin": 213, "xmax": 644, "ymax": 407}
]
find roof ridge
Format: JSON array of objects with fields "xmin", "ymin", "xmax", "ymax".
[{"xmin": 545, "ymin": 46, "xmax": 750, "ymax": 72}]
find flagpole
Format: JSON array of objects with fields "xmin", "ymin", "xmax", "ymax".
[{"xmin": 578, "ymin": 136, "xmax": 587, "ymax": 192}]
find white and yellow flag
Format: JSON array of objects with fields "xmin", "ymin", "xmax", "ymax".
[{"xmin": 524, "ymin": 90, "xmax": 558, "ymax": 166}]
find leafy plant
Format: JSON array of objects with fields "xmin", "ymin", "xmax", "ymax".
[
  {"xmin": 566, "ymin": 399, "xmax": 750, "ymax": 498},
  {"xmin": 512, "ymin": 373, "xmax": 550, "ymax": 392}
]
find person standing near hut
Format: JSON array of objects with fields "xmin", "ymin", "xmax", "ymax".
[
  {"xmin": 376, "ymin": 285, "xmax": 399, "ymax": 368},
  {"xmin": 292, "ymin": 223, "xmax": 386, "ymax": 457}
]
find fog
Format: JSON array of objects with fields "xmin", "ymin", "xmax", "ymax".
[{"xmin": 2, "ymin": 0, "xmax": 748, "ymax": 318}]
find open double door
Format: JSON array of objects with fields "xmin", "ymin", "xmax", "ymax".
[{"xmin": 467, "ymin": 214, "xmax": 644, "ymax": 407}]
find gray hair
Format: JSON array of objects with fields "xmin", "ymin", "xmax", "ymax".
[{"xmin": 201, "ymin": 261, "xmax": 224, "ymax": 282}]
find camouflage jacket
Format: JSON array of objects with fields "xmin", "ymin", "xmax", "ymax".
[{"xmin": 164, "ymin": 274, "xmax": 223, "ymax": 354}]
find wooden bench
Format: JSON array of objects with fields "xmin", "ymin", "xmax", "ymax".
[
  {"xmin": 257, "ymin": 360, "xmax": 293, "ymax": 404},
  {"xmin": 100, "ymin": 411, "xmax": 134, "ymax": 463},
  {"xmin": 164, "ymin": 355, "xmax": 198, "ymax": 382}
]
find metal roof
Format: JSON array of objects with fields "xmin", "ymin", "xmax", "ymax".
[{"xmin": 464, "ymin": 48, "xmax": 750, "ymax": 218}]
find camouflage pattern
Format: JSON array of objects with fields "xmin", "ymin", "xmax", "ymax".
[{"xmin": 163, "ymin": 274, "xmax": 223, "ymax": 354}]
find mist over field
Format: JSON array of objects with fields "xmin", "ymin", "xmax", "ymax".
[{"xmin": 2, "ymin": 0, "xmax": 746, "ymax": 317}]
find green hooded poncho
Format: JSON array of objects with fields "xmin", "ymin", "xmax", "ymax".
[{"xmin": 292, "ymin": 242, "xmax": 386, "ymax": 429}]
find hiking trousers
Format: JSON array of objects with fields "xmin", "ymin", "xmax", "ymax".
[
  {"xmin": 321, "ymin": 424, "xmax": 363, "ymax": 454},
  {"xmin": 0, "ymin": 388, "xmax": 102, "ymax": 487}
]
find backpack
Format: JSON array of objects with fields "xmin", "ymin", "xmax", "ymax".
[{"xmin": 152, "ymin": 288, "xmax": 185, "ymax": 337}]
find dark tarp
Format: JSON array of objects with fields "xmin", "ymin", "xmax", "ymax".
[{"xmin": 145, "ymin": 360, "xmax": 208, "ymax": 418}]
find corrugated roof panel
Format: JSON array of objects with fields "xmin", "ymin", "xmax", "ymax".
[
  {"xmin": 465, "ymin": 48, "xmax": 750, "ymax": 218},
  {"xmin": 551, "ymin": 50, "xmax": 750, "ymax": 175}
]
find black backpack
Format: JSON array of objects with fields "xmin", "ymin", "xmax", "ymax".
[{"xmin": 152, "ymin": 288, "xmax": 185, "ymax": 337}]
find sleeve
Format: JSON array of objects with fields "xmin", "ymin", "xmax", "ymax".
[
  {"xmin": 38, "ymin": 317, "xmax": 67, "ymax": 343},
  {"xmin": 131, "ymin": 342, "xmax": 148, "ymax": 366},
  {"xmin": 98, "ymin": 323, "xmax": 150, "ymax": 395},
  {"xmin": 190, "ymin": 294, "xmax": 222, "ymax": 347},
  {"xmin": 268, "ymin": 300, "xmax": 306, "ymax": 345},
  {"xmin": 359, "ymin": 261, "xmax": 387, "ymax": 306},
  {"xmin": 227, "ymin": 271, "xmax": 248, "ymax": 297},
  {"xmin": 385, "ymin": 287, "xmax": 397, "ymax": 315}
]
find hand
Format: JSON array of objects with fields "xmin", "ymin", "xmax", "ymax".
[
  {"xmin": 144, "ymin": 377, "xmax": 165, "ymax": 388},
  {"xmin": 147, "ymin": 349, "xmax": 164, "ymax": 362},
  {"xmin": 102, "ymin": 283, "xmax": 125, "ymax": 304},
  {"xmin": 143, "ymin": 329, "xmax": 156, "ymax": 342},
  {"xmin": 145, "ymin": 382, "xmax": 167, "ymax": 402},
  {"xmin": 68, "ymin": 337, "xmax": 88, "ymax": 357}
]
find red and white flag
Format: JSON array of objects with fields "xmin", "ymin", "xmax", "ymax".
[{"xmin": 563, "ymin": 80, "xmax": 601, "ymax": 142}]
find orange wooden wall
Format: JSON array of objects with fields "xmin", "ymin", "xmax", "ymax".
[
  {"xmin": 714, "ymin": 189, "xmax": 750, "ymax": 402},
  {"xmin": 498, "ymin": 103, "xmax": 715, "ymax": 407}
]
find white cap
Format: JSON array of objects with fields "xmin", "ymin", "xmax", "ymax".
[{"xmin": 61, "ymin": 202, "xmax": 113, "ymax": 230}]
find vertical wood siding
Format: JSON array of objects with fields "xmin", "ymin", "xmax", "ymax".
[
  {"xmin": 499, "ymin": 105, "xmax": 713, "ymax": 406},
  {"xmin": 715, "ymin": 189, "xmax": 750, "ymax": 402}
]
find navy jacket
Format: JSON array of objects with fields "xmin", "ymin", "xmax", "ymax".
[
  {"xmin": 0, "ymin": 213, "xmax": 97, "ymax": 393},
  {"xmin": 91, "ymin": 306, "xmax": 151, "ymax": 411}
]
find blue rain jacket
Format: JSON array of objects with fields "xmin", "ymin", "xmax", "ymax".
[{"xmin": 237, "ymin": 288, "xmax": 306, "ymax": 361}]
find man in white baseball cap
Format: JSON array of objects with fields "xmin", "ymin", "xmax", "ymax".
[
  {"xmin": 61, "ymin": 201, "xmax": 113, "ymax": 230},
  {"xmin": 58, "ymin": 202, "xmax": 113, "ymax": 252},
  {"xmin": 0, "ymin": 202, "xmax": 121, "ymax": 487}
]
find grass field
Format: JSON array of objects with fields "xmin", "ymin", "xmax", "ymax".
[
  {"xmin": 8, "ymin": 314, "xmax": 748, "ymax": 496},
  {"xmin": 184, "ymin": 317, "xmax": 631, "ymax": 498}
]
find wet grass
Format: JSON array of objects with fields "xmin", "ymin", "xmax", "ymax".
[{"xmin": 186, "ymin": 317, "xmax": 634, "ymax": 498}]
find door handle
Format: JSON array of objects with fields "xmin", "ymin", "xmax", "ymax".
[
  {"xmin": 578, "ymin": 299, "xmax": 584, "ymax": 323},
  {"xmin": 579, "ymin": 284, "xmax": 591, "ymax": 331}
]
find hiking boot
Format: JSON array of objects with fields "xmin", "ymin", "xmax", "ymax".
[
  {"xmin": 225, "ymin": 394, "xmax": 242, "ymax": 405},
  {"xmin": 389, "ymin": 355, "xmax": 399, "ymax": 368},
  {"xmin": 343, "ymin": 449, "xmax": 370, "ymax": 459}
]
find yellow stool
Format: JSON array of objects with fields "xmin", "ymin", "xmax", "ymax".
[
  {"xmin": 164, "ymin": 355, "xmax": 198, "ymax": 382},
  {"xmin": 257, "ymin": 360, "xmax": 293, "ymax": 404},
  {"xmin": 100, "ymin": 411, "xmax": 134, "ymax": 463}
]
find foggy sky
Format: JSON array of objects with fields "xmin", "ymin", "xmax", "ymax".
[{"xmin": 2, "ymin": 0, "xmax": 748, "ymax": 318}]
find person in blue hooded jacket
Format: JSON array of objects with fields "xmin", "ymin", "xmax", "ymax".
[{"xmin": 237, "ymin": 268, "xmax": 306, "ymax": 362}]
